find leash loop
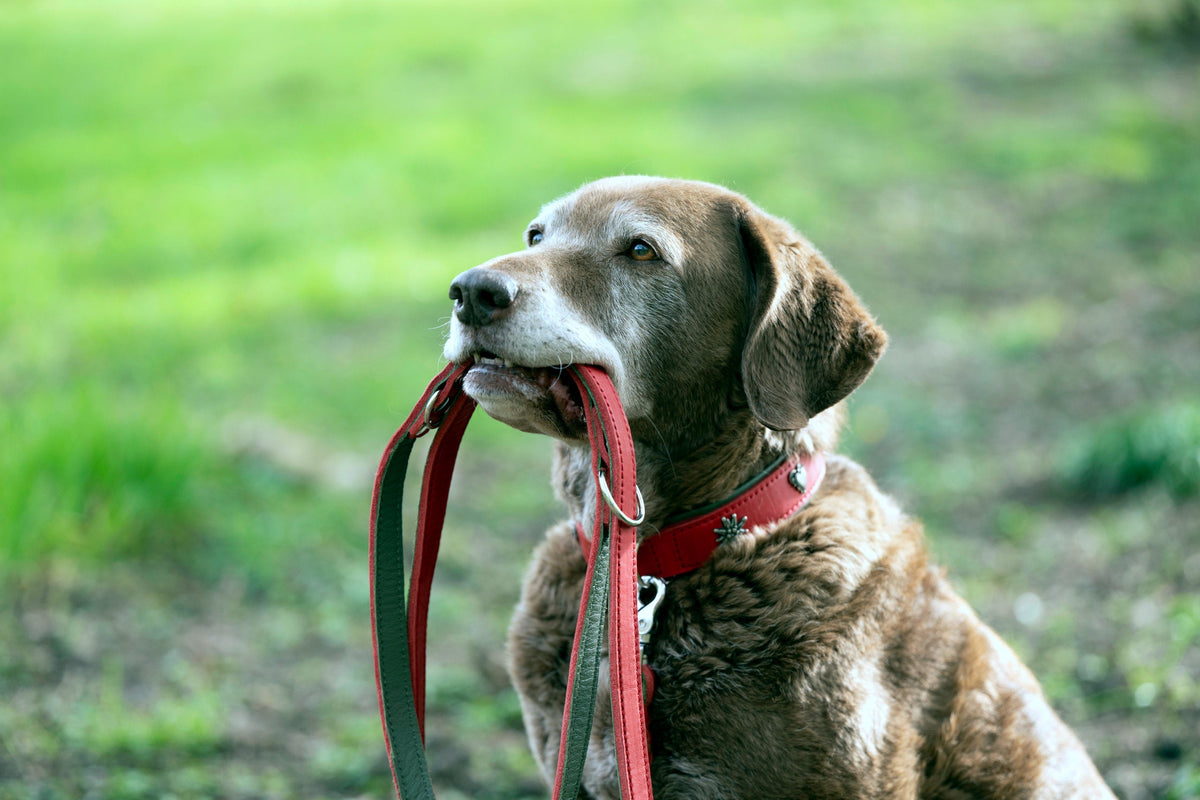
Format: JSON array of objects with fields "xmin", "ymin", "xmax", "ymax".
[{"xmin": 598, "ymin": 470, "xmax": 646, "ymax": 526}]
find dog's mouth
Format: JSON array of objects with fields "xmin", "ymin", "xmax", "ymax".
[{"xmin": 461, "ymin": 349, "xmax": 587, "ymax": 434}]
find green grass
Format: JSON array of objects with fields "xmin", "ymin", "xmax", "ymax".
[
  {"xmin": 0, "ymin": 385, "xmax": 205, "ymax": 566},
  {"xmin": 65, "ymin": 659, "xmax": 226, "ymax": 760},
  {"xmin": 1, "ymin": 0, "xmax": 1198, "ymax": 797},
  {"xmin": 1059, "ymin": 401, "xmax": 1200, "ymax": 499}
]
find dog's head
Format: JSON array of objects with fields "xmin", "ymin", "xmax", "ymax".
[{"xmin": 443, "ymin": 177, "xmax": 885, "ymax": 455}]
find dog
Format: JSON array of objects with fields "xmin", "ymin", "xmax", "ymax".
[{"xmin": 442, "ymin": 177, "xmax": 1113, "ymax": 799}]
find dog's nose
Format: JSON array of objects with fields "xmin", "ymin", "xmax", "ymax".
[{"xmin": 449, "ymin": 267, "xmax": 519, "ymax": 327}]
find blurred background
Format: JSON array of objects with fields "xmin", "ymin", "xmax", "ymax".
[{"xmin": 1, "ymin": 0, "xmax": 1198, "ymax": 797}]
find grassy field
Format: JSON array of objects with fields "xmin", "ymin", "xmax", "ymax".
[{"xmin": 1, "ymin": 0, "xmax": 1198, "ymax": 797}]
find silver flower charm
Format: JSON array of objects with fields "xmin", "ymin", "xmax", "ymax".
[
  {"xmin": 714, "ymin": 514, "xmax": 749, "ymax": 545},
  {"xmin": 789, "ymin": 463, "xmax": 808, "ymax": 494}
]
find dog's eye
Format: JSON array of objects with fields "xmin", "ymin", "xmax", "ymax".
[
  {"xmin": 528, "ymin": 230, "xmax": 544, "ymax": 246},
  {"xmin": 629, "ymin": 240, "xmax": 658, "ymax": 262}
]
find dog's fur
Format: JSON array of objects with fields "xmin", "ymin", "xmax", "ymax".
[{"xmin": 443, "ymin": 177, "xmax": 1113, "ymax": 799}]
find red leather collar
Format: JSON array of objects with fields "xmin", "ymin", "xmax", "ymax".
[{"xmin": 577, "ymin": 451, "xmax": 826, "ymax": 579}]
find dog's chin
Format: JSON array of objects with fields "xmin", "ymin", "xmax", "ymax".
[{"xmin": 462, "ymin": 362, "xmax": 588, "ymax": 440}]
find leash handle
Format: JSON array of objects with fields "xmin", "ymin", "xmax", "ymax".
[{"xmin": 370, "ymin": 363, "xmax": 469, "ymax": 799}]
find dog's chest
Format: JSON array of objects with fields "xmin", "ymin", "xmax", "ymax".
[{"xmin": 509, "ymin": 523, "xmax": 896, "ymax": 799}]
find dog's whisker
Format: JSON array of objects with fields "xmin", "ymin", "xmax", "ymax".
[{"xmin": 644, "ymin": 416, "xmax": 676, "ymax": 479}]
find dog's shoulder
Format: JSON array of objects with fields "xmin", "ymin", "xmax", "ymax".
[
  {"xmin": 710, "ymin": 452, "xmax": 925, "ymax": 613},
  {"xmin": 654, "ymin": 453, "xmax": 930, "ymax": 672}
]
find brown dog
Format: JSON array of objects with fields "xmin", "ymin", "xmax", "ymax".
[{"xmin": 442, "ymin": 177, "xmax": 1113, "ymax": 799}]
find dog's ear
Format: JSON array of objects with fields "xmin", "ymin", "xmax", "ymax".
[{"xmin": 737, "ymin": 203, "xmax": 887, "ymax": 431}]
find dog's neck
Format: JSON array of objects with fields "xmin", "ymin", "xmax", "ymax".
[{"xmin": 553, "ymin": 403, "xmax": 845, "ymax": 536}]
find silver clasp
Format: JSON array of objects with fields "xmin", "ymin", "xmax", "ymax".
[{"xmin": 637, "ymin": 576, "xmax": 667, "ymax": 650}]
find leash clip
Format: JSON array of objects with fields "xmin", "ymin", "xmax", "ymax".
[{"xmin": 637, "ymin": 576, "xmax": 667, "ymax": 649}]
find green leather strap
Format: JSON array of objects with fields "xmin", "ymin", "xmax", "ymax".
[
  {"xmin": 554, "ymin": 528, "xmax": 610, "ymax": 799},
  {"xmin": 372, "ymin": 432, "xmax": 436, "ymax": 799}
]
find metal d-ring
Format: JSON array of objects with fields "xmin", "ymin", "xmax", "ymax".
[
  {"xmin": 422, "ymin": 391, "xmax": 441, "ymax": 425},
  {"xmin": 597, "ymin": 471, "xmax": 646, "ymax": 527},
  {"xmin": 414, "ymin": 381, "xmax": 452, "ymax": 438}
]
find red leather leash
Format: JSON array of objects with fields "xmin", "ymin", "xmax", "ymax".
[
  {"xmin": 369, "ymin": 363, "xmax": 653, "ymax": 799},
  {"xmin": 571, "ymin": 365, "xmax": 654, "ymax": 799}
]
